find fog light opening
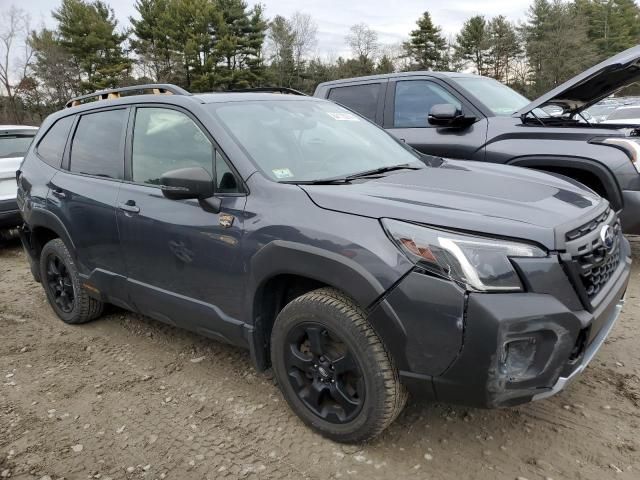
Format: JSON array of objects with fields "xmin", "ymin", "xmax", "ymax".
[{"xmin": 503, "ymin": 338, "xmax": 537, "ymax": 381}]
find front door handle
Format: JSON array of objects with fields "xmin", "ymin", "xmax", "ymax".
[{"xmin": 118, "ymin": 201, "xmax": 140, "ymax": 214}]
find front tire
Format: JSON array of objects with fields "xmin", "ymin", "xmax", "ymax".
[
  {"xmin": 271, "ymin": 288, "xmax": 407, "ymax": 443},
  {"xmin": 39, "ymin": 238, "xmax": 103, "ymax": 324}
]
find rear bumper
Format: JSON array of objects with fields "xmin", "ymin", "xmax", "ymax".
[
  {"xmin": 620, "ymin": 189, "xmax": 640, "ymax": 234},
  {"xmin": 0, "ymin": 198, "xmax": 21, "ymax": 229},
  {"xmin": 374, "ymin": 244, "xmax": 631, "ymax": 408}
]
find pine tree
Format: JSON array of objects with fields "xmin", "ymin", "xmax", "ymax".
[
  {"xmin": 267, "ymin": 15, "xmax": 295, "ymax": 87},
  {"xmin": 376, "ymin": 55, "xmax": 395, "ymax": 74},
  {"xmin": 486, "ymin": 16, "xmax": 520, "ymax": 83},
  {"xmin": 403, "ymin": 12, "xmax": 448, "ymax": 71},
  {"xmin": 522, "ymin": 0, "xmax": 597, "ymax": 97},
  {"xmin": 130, "ymin": 0, "xmax": 179, "ymax": 82},
  {"xmin": 455, "ymin": 16, "xmax": 490, "ymax": 75},
  {"xmin": 53, "ymin": 0, "xmax": 130, "ymax": 91},
  {"xmin": 576, "ymin": 0, "xmax": 640, "ymax": 60},
  {"xmin": 214, "ymin": 0, "xmax": 266, "ymax": 89}
]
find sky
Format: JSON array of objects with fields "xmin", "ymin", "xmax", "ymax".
[{"xmin": 14, "ymin": 0, "xmax": 534, "ymax": 57}]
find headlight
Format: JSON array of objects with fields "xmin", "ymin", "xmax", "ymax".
[
  {"xmin": 382, "ymin": 219, "xmax": 546, "ymax": 292},
  {"xmin": 591, "ymin": 137, "xmax": 640, "ymax": 172}
]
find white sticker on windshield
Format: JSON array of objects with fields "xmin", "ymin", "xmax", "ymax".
[
  {"xmin": 272, "ymin": 168, "xmax": 294, "ymax": 179},
  {"xmin": 327, "ymin": 112, "xmax": 360, "ymax": 122}
]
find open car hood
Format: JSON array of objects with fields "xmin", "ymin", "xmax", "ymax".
[{"xmin": 515, "ymin": 44, "xmax": 640, "ymax": 118}]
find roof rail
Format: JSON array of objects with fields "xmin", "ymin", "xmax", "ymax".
[
  {"xmin": 228, "ymin": 87, "xmax": 307, "ymax": 96},
  {"xmin": 65, "ymin": 84, "xmax": 191, "ymax": 109}
]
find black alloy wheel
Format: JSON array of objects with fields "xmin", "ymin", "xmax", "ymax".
[
  {"xmin": 284, "ymin": 323, "xmax": 364, "ymax": 424},
  {"xmin": 44, "ymin": 253, "xmax": 75, "ymax": 313},
  {"xmin": 39, "ymin": 238, "xmax": 104, "ymax": 324}
]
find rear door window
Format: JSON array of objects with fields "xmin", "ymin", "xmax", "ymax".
[
  {"xmin": 37, "ymin": 116, "xmax": 74, "ymax": 167},
  {"xmin": 328, "ymin": 83, "xmax": 381, "ymax": 122},
  {"xmin": 69, "ymin": 109, "xmax": 127, "ymax": 179},
  {"xmin": 394, "ymin": 80, "xmax": 462, "ymax": 128}
]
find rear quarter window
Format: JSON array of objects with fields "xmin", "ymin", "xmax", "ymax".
[
  {"xmin": 327, "ymin": 83, "xmax": 381, "ymax": 122},
  {"xmin": 36, "ymin": 116, "xmax": 74, "ymax": 168}
]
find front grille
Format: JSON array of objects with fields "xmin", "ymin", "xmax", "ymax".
[
  {"xmin": 562, "ymin": 206, "xmax": 623, "ymax": 308},
  {"xmin": 576, "ymin": 234, "xmax": 621, "ymax": 298}
]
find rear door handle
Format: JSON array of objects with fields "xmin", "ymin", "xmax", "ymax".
[
  {"xmin": 51, "ymin": 188, "xmax": 66, "ymax": 199},
  {"xmin": 118, "ymin": 201, "xmax": 140, "ymax": 214}
]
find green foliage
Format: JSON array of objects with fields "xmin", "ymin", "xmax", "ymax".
[
  {"xmin": 53, "ymin": 0, "xmax": 131, "ymax": 91},
  {"xmin": 486, "ymin": 16, "xmax": 520, "ymax": 83},
  {"xmin": 521, "ymin": 0, "xmax": 597, "ymax": 97},
  {"xmin": 376, "ymin": 55, "xmax": 395, "ymax": 74},
  {"xmin": 20, "ymin": 0, "xmax": 640, "ymax": 111},
  {"xmin": 267, "ymin": 15, "xmax": 296, "ymax": 87},
  {"xmin": 576, "ymin": 0, "xmax": 640, "ymax": 60},
  {"xmin": 403, "ymin": 12, "xmax": 448, "ymax": 70},
  {"xmin": 455, "ymin": 16, "xmax": 490, "ymax": 75}
]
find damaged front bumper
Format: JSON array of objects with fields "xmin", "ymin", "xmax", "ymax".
[
  {"xmin": 429, "ymin": 252, "xmax": 630, "ymax": 408},
  {"xmin": 385, "ymin": 238, "xmax": 631, "ymax": 408},
  {"xmin": 532, "ymin": 293, "xmax": 625, "ymax": 402}
]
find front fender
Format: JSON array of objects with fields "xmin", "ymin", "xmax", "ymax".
[{"xmin": 247, "ymin": 240, "xmax": 389, "ymax": 313}]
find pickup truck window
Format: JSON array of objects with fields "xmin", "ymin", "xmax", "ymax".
[
  {"xmin": 394, "ymin": 80, "xmax": 461, "ymax": 128},
  {"xmin": 327, "ymin": 83, "xmax": 381, "ymax": 122},
  {"xmin": 453, "ymin": 76, "xmax": 529, "ymax": 116}
]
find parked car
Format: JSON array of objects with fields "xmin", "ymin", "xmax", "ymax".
[
  {"xmin": 314, "ymin": 45, "xmax": 640, "ymax": 234},
  {"xmin": 0, "ymin": 125, "xmax": 38, "ymax": 235},
  {"xmin": 17, "ymin": 84, "xmax": 630, "ymax": 442},
  {"xmin": 585, "ymin": 103, "xmax": 618, "ymax": 123},
  {"xmin": 601, "ymin": 105, "xmax": 640, "ymax": 125}
]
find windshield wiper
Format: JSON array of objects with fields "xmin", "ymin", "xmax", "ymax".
[
  {"xmin": 278, "ymin": 164, "xmax": 422, "ymax": 185},
  {"xmin": 344, "ymin": 164, "xmax": 422, "ymax": 181},
  {"xmin": 279, "ymin": 178, "xmax": 350, "ymax": 185}
]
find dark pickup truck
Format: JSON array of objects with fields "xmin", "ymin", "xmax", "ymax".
[{"xmin": 314, "ymin": 45, "xmax": 640, "ymax": 234}]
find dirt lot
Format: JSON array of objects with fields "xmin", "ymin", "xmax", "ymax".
[{"xmin": 0, "ymin": 238, "xmax": 639, "ymax": 480}]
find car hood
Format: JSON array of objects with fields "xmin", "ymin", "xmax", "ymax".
[
  {"xmin": 300, "ymin": 161, "xmax": 606, "ymax": 250},
  {"xmin": 515, "ymin": 45, "xmax": 640, "ymax": 118}
]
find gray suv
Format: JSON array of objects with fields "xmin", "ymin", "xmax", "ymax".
[
  {"xmin": 314, "ymin": 45, "xmax": 640, "ymax": 234},
  {"xmin": 17, "ymin": 84, "xmax": 630, "ymax": 442}
]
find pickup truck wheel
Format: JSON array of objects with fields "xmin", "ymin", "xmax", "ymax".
[
  {"xmin": 271, "ymin": 287, "xmax": 407, "ymax": 443},
  {"xmin": 39, "ymin": 238, "xmax": 103, "ymax": 324}
]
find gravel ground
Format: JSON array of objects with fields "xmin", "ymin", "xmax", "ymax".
[{"xmin": 1, "ymin": 237, "xmax": 639, "ymax": 480}]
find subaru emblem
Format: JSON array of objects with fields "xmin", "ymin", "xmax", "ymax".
[{"xmin": 600, "ymin": 225, "xmax": 615, "ymax": 251}]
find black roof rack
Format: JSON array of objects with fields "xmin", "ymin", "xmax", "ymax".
[
  {"xmin": 65, "ymin": 83, "xmax": 191, "ymax": 109},
  {"xmin": 227, "ymin": 87, "xmax": 307, "ymax": 96}
]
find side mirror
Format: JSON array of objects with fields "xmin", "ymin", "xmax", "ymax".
[
  {"xmin": 161, "ymin": 167, "xmax": 222, "ymax": 214},
  {"xmin": 428, "ymin": 104, "xmax": 476, "ymax": 128},
  {"xmin": 160, "ymin": 167, "xmax": 214, "ymax": 200}
]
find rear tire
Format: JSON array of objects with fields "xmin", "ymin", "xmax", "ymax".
[
  {"xmin": 271, "ymin": 287, "xmax": 407, "ymax": 443},
  {"xmin": 39, "ymin": 238, "xmax": 103, "ymax": 324}
]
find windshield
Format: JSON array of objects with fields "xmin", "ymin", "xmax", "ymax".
[
  {"xmin": 209, "ymin": 100, "xmax": 422, "ymax": 182},
  {"xmin": 607, "ymin": 107, "xmax": 640, "ymax": 120},
  {"xmin": 0, "ymin": 134, "xmax": 34, "ymax": 159},
  {"xmin": 454, "ymin": 76, "xmax": 530, "ymax": 116}
]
